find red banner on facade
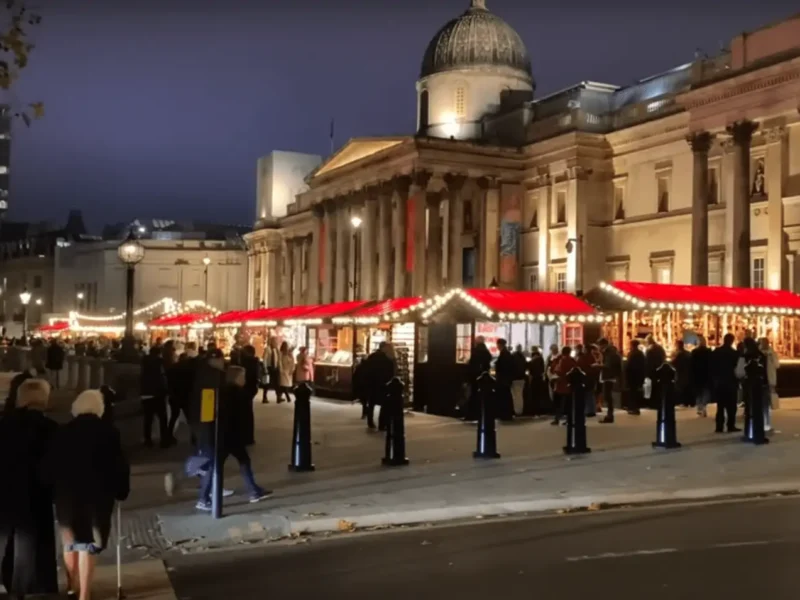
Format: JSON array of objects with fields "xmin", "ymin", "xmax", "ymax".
[{"xmin": 406, "ymin": 194, "xmax": 416, "ymax": 272}]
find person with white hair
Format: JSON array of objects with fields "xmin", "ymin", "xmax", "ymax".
[
  {"xmin": 42, "ymin": 390, "xmax": 130, "ymax": 600},
  {"xmin": 0, "ymin": 378, "xmax": 59, "ymax": 597}
]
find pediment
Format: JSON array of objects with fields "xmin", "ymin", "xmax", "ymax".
[{"xmin": 312, "ymin": 137, "xmax": 408, "ymax": 179}]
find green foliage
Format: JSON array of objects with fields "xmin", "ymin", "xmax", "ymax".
[{"xmin": 0, "ymin": 0, "xmax": 42, "ymax": 125}]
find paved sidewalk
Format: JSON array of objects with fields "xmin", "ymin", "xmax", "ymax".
[{"xmin": 82, "ymin": 560, "xmax": 176, "ymax": 600}]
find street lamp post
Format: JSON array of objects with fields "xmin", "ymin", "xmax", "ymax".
[
  {"xmin": 117, "ymin": 229, "xmax": 145, "ymax": 360},
  {"xmin": 19, "ymin": 287, "xmax": 31, "ymax": 341},
  {"xmin": 202, "ymin": 255, "xmax": 211, "ymax": 304},
  {"xmin": 350, "ymin": 215, "xmax": 362, "ymax": 300}
]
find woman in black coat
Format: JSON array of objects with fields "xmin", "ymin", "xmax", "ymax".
[
  {"xmin": 0, "ymin": 378, "xmax": 59, "ymax": 597},
  {"xmin": 42, "ymin": 390, "xmax": 130, "ymax": 600}
]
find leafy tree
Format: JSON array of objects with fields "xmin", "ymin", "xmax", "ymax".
[{"xmin": 0, "ymin": 0, "xmax": 42, "ymax": 125}]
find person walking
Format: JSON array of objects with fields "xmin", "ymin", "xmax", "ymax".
[
  {"xmin": 527, "ymin": 346, "xmax": 547, "ymax": 416},
  {"xmin": 278, "ymin": 342, "xmax": 295, "ymax": 404},
  {"xmin": 194, "ymin": 366, "xmax": 271, "ymax": 509},
  {"xmin": 625, "ymin": 340, "xmax": 645, "ymax": 416},
  {"xmin": 691, "ymin": 335, "xmax": 713, "ymax": 417},
  {"xmin": 510, "ymin": 344, "xmax": 528, "ymax": 417},
  {"xmin": 0, "ymin": 379, "xmax": 59, "ymax": 598},
  {"xmin": 464, "ymin": 337, "xmax": 492, "ymax": 422},
  {"xmin": 366, "ymin": 342, "xmax": 397, "ymax": 431},
  {"xmin": 42, "ymin": 390, "xmax": 130, "ymax": 600},
  {"xmin": 494, "ymin": 339, "xmax": 515, "ymax": 421},
  {"xmin": 712, "ymin": 333, "xmax": 741, "ymax": 433},
  {"xmin": 167, "ymin": 342, "xmax": 199, "ymax": 440},
  {"xmin": 294, "ymin": 346, "xmax": 314, "ymax": 384},
  {"xmin": 759, "ymin": 337, "xmax": 779, "ymax": 432},
  {"xmin": 45, "ymin": 338, "xmax": 65, "ymax": 390},
  {"xmin": 262, "ymin": 338, "xmax": 280, "ymax": 404},
  {"xmin": 597, "ymin": 338, "xmax": 622, "ymax": 424},
  {"xmin": 575, "ymin": 344, "xmax": 598, "ymax": 417},
  {"xmin": 553, "ymin": 346, "xmax": 578, "ymax": 423},
  {"xmin": 239, "ymin": 345, "xmax": 261, "ymax": 446},
  {"xmin": 672, "ymin": 340, "xmax": 692, "ymax": 407},
  {"xmin": 140, "ymin": 346, "xmax": 173, "ymax": 448}
]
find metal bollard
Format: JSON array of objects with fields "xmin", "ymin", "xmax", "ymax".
[
  {"xmin": 473, "ymin": 371, "xmax": 500, "ymax": 459},
  {"xmin": 382, "ymin": 377, "xmax": 409, "ymax": 467},
  {"xmin": 288, "ymin": 382, "xmax": 315, "ymax": 471},
  {"xmin": 564, "ymin": 367, "xmax": 591, "ymax": 455},
  {"xmin": 653, "ymin": 363, "xmax": 681, "ymax": 449},
  {"xmin": 743, "ymin": 358, "xmax": 769, "ymax": 445}
]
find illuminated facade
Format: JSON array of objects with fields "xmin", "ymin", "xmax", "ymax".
[{"xmin": 245, "ymin": 1, "xmax": 800, "ymax": 309}]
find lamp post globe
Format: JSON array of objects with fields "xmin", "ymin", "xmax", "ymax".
[
  {"xmin": 117, "ymin": 230, "xmax": 146, "ymax": 361},
  {"xmin": 19, "ymin": 287, "xmax": 31, "ymax": 341}
]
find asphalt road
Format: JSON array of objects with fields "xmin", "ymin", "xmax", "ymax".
[{"xmin": 167, "ymin": 496, "xmax": 800, "ymax": 599}]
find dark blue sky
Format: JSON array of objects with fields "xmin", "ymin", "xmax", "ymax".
[{"xmin": 9, "ymin": 0, "xmax": 799, "ymax": 231}]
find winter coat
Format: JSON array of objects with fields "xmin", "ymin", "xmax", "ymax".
[
  {"xmin": 554, "ymin": 356, "xmax": 578, "ymax": 396},
  {"xmin": 365, "ymin": 350, "xmax": 396, "ymax": 406},
  {"xmin": 45, "ymin": 343, "xmax": 65, "ymax": 371},
  {"xmin": 468, "ymin": 343, "xmax": 493, "ymax": 382},
  {"xmin": 279, "ymin": 353, "xmax": 295, "ymax": 388},
  {"xmin": 712, "ymin": 344, "xmax": 739, "ymax": 388},
  {"xmin": 140, "ymin": 354, "xmax": 167, "ymax": 397},
  {"xmin": 690, "ymin": 346, "xmax": 713, "ymax": 389},
  {"xmin": 240, "ymin": 354, "xmax": 262, "ymax": 394},
  {"xmin": 295, "ymin": 354, "xmax": 314, "ymax": 383},
  {"xmin": 220, "ymin": 383, "xmax": 250, "ymax": 452},
  {"xmin": 644, "ymin": 343, "xmax": 666, "ymax": 380},
  {"xmin": 0, "ymin": 408, "xmax": 59, "ymax": 595},
  {"xmin": 42, "ymin": 414, "xmax": 130, "ymax": 552},
  {"xmin": 511, "ymin": 351, "xmax": 528, "ymax": 381},
  {"xmin": 672, "ymin": 349, "xmax": 691, "ymax": 388},
  {"xmin": 763, "ymin": 348, "xmax": 779, "ymax": 388},
  {"xmin": 600, "ymin": 345, "xmax": 622, "ymax": 382},
  {"xmin": 494, "ymin": 348, "xmax": 515, "ymax": 387},
  {"xmin": 625, "ymin": 348, "xmax": 646, "ymax": 390}
]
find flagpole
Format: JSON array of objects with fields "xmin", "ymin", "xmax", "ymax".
[{"xmin": 329, "ymin": 118, "xmax": 335, "ymax": 156}]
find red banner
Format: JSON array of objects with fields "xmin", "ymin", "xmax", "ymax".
[{"xmin": 406, "ymin": 195, "xmax": 416, "ymax": 272}]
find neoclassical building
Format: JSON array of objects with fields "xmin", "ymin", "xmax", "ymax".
[{"xmin": 245, "ymin": 0, "xmax": 800, "ymax": 309}]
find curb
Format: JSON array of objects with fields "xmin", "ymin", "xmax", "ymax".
[{"xmin": 160, "ymin": 480, "xmax": 800, "ymax": 550}]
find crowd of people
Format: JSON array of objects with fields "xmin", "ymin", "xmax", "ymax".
[
  {"xmin": 0, "ymin": 381, "xmax": 130, "ymax": 600},
  {"xmin": 456, "ymin": 332, "xmax": 780, "ymax": 432}
]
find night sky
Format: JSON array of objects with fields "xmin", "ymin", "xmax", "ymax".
[{"xmin": 9, "ymin": 0, "xmax": 799, "ymax": 231}]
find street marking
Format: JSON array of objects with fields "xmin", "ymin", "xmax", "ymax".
[
  {"xmin": 566, "ymin": 548, "xmax": 678, "ymax": 562},
  {"xmin": 712, "ymin": 540, "xmax": 772, "ymax": 549}
]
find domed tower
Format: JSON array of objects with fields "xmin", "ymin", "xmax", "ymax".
[{"xmin": 417, "ymin": 0, "xmax": 534, "ymax": 140}]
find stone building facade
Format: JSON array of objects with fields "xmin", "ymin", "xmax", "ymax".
[{"xmin": 245, "ymin": 1, "xmax": 800, "ymax": 309}]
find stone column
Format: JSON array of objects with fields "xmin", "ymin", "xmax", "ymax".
[
  {"xmin": 483, "ymin": 177, "xmax": 500, "ymax": 286},
  {"xmin": 266, "ymin": 244, "xmax": 281, "ymax": 307},
  {"xmin": 322, "ymin": 202, "xmax": 335, "ymax": 304},
  {"xmin": 427, "ymin": 191, "xmax": 443, "ymax": 293},
  {"xmin": 788, "ymin": 253, "xmax": 796, "ymax": 292},
  {"xmin": 308, "ymin": 210, "xmax": 322, "ymax": 304},
  {"xmin": 765, "ymin": 127, "xmax": 787, "ymax": 289},
  {"xmin": 411, "ymin": 171, "xmax": 431, "ymax": 297},
  {"xmin": 292, "ymin": 238, "xmax": 303, "ymax": 305},
  {"xmin": 537, "ymin": 185, "xmax": 551, "ymax": 290},
  {"xmin": 726, "ymin": 120, "xmax": 758, "ymax": 288},
  {"xmin": 446, "ymin": 174, "xmax": 466, "ymax": 287},
  {"xmin": 259, "ymin": 250, "xmax": 268, "ymax": 305},
  {"xmin": 392, "ymin": 177, "xmax": 411, "ymax": 297},
  {"xmin": 246, "ymin": 251, "xmax": 256, "ymax": 309},
  {"xmin": 688, "ymin": 131, "xmax": 713, "ymax": 286},
  {"xmin": 377, "ymin": 184, "xmax": 393, "ymax": 299},
  {"xmin": 361, "ymin": 190, "xmax": 378, "ymax": 300},
  {"xmin": 283, "ymin": 239, "xmax": 294, "ymax": 306},
  {"xmin": 334, "ymin": 202, "xmax": 350, "ymax": 302}
]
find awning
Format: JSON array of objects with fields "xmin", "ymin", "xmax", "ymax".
[
  {"xmin": 37, "ymin": 321, "xmax": 69, "ymax": 333},
  {"xmin": 333, "ymin": 297, "xmax": 423, "ymax": 324},
  {"xmin": 211, "ymin": 310, "xmax": 251, "ymax": 326},
  {"xmin": 390, "ymin": 288, "xmax": 601, "ymax": 323},
  {"xmin": 596, "ymin": 281, "xmax": 800, "ymax": 316},
  {"xmin": 245, "ymin": 305, "xmax": 321, "ymax": 326},
  {"xmin": 149, "ymin": 312, "xmax": 213, "ymax": 329},
  {"xmin": 284, "ymin": 300, "xmax": 372, "ymax": 324}
]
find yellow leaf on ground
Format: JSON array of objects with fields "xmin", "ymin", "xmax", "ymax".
[{"xmin": 337, "ymin": 519, "xmax": 356, "ymax": 532}]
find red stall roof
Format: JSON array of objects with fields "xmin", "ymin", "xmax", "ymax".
[
  {"xmin": 245, "ymin": 304, "xmax": 321, "ymax": 325},
  {"xmin": 37, "ymin": 321, "xmax": 69, "ymax": 333},
  {"xmin": 389, "ymin": 288, "xmax": 601, "ymax": 323},
  {"xmin": 287, "ymin": 300, "xmax": 372, "ymax": 323},
  {"xmin": 600, "ymin": 281, "xmax": 800, "ymax": 315},
  {"xmin": 149, "ymin": 312, "xmax": 212, "ymax": 329},
  {"xmin": 334, "ymin": 297, "xmax": 424, "ymax": 323},
  {"xmin": 212, "ymin": 310, "xmax": 251, "ymax": 325}
]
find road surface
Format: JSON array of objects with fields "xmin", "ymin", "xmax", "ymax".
[{"xmin": 167, "ymin": 495, "xmax": 800, "ymax": 599}]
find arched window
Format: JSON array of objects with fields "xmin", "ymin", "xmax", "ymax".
[
  {"xmin": 418, "ymin": 90, "xmax": 429, "ymax": 133},
  {"xmin": 454, "ymin": 86, "xmax": 466, "ymax": 118}
]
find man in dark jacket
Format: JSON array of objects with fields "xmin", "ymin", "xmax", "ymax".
[
  {"xmin": 45, "ymin": 339, "xmax": 65, "ymax": 389},
  {"xmin": 691, "ymin": 334, "xmax": 713, "ymax": 417},
  {"xmin": 140, "ymin": 346, "xmax": 172, "ymax": 448},
  {"xmin": 510, "ymin": 344, "xmax": 528, "ymax": 417},
  {"xmin": 672, "ymin": 340, "xmax": 692, "ymax": 407},
  {"xmin": 712, "ymin": 333, "xmax": 741, "ymax": 433},
  {"xmin": 598, "ymin": 338, "xmax": 622, "ymax": 423},
  {"xmin": 464, "ymin": 337, "xmax": 493, "ymax": 421},
  {"xmin": 364, "ymin": 342, "xmax": 396, "ymax": 430},
  {"xmin": 494, "ymin": 339, "xmax": 515, "ymax": 421},
  {"xmin": 238, "ymin": 345, "xmax": 260, "ymax": 445},
  {"xmin": 625, "ymin": 340, "xmax": 645, "ymax": 416}
]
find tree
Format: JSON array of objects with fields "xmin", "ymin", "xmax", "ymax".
[{"xmin": 0, "ymin": 0, "xmax": 42, "ymax": 125}]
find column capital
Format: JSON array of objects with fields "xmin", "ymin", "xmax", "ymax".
[
  {"xmin": 311, "ymin": 203, "xmax": 325, "ymax": 218},
  {"xmin": 445, "ymin": 173, "xmax": 469, "ymax": 192},
  {"xmin": 686, "ymin": 130, "xmax": 714, "ymax": 154},
  {"xmin": 392, "ymin": 174, "xmax": 412, "ymax": 197},
  {"xmin": 476, "ymin": 175, "xmax": 499, "ymax": 191},
  {"xmin": 726, "ymin": 120, "xmax": 759, "ymax": 145},
  {"xmin": 410, "ymin": 169, "xmax": 432, "ymax": 190}
]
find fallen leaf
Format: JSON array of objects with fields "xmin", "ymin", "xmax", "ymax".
[
  {"xmin": 337, "ymin": 519, "xmax": 357, "ymax": 532},
  {"xmin": 304, "ymin": 512, "xmax": 328, "ymax": 517},
  {"xmin": 587, "ymin": 502, "xmax": 608, "ymax": 511},
  {"xmin": 420, "ymin": 540, "xmax": 432, "ymax": 546},
  {"xmin": 475, "ymin": 515, "xmax": 484, "ymax": 520}
]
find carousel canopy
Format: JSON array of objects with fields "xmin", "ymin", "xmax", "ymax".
[
  {"xmin": 597, "ymin": 281, "xmax": 800, "ymax": 315},
  {"xmin": 398, "ymin": 288, "xmax": 601, "ymax": 323}
]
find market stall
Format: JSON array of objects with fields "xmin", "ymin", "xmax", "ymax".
[
  {"xmin": 34, "ymin": 320, "xmax": 70, "ymax": 337},
  {"xmin": 587, "ymin": 280, "xmax": 800, "ymax": 397},
  {"xmin": 383, "ymin": 288, "xmax": 603, "ymax": 416}
]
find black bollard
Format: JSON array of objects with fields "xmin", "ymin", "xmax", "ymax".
[
  {"xmin": 743, "ymin": 358, "xmax": 769, "ymax": 445},
  {"xmin": 652, "ymin": 363, "xmax": 681, "ymax": 449},
  {"xmin": 288, "ymin": 382, "xmax": 315, "ymax": 471},
  {"xmin": 382, "ymin": 377, "xmax": 409, "ymax": 466},
  {"xmin": 473, "ymin": 371, "xmax": 501, "ymax": 459},
  {"xmin": 564, "ymin": 367, "xmax": 591, "ymax": 455}
]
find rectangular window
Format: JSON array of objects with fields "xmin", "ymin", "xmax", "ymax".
[
  {"xmin": 709, "ymin": 255, "xmax": 723, "ymax": 286},
  {"xmin": 463, "ymin": 199, "xmax": 473, "ymax": 232},
  {"xmin": 526, "ymin": 270, "xmax": 538, "ymax": 291},
  {"xmin": 555, "ymin": 271, "xmax": 567, "ymax": 293},
  {"xmin": 613, "ymin": 185, "xmax": 625, "ymax": 220},
  {"xmin": 654, "ymin": 264, "xmax": 672, "ymax": 284},
  {"xmin": 657, "ymin": 176, "xmax": 670, "ymax": 213},
  {"xmin": 554, "ymin": 190, "xmax": 566, "ymax": 225},
  {"xmin": 608, "ymin": 263, "xmax": 629, "ymax": 282},
  {"xmin": 455, "ymin": 87, "xmax": 466, "ymax": 118},
  {"xmin": 752, "ymin": 257, "xmax": 765, "ymax": 289},
  {"xmin": 563, "ymin": 323, "xmax": 583, "ymax": 348}
]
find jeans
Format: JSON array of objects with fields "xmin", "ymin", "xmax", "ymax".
[
  {"xmin": 696, "ymin": 388, "xmax": 710, "ymax": 413},
  {"xmin": 602, "ymin": 381, "xmax": 616, "ymax": 419},
  {"xmin": 715, "ymin": 384, "xmax": 738, "ymax": 431},
  {"xmin": 198, "ymin": 445, "xmax": 260, "ymax": 502},
  {"xmin": 142, "ymin": 395, "xmax": 169, "ymax": 443},
  {"xmin": 511, "ymin": 380, "xmax": 525, "ymax": 416},
  {"xmin": 585, "ymin": 389, "xmax": 596, "ymax": 416}
]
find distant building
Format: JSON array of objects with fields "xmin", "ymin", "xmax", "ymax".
[
  {"xmin": 52, "ymin": 219, "xmax": 250, "ymax": 316},
  {"xmin": 255, "ymin": 151, "xmax": 322, "ymax": 224}
]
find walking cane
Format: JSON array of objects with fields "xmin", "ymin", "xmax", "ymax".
[{"xmin": 116, "ymin": 502, "xmax": 126, "ymax": 600}]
